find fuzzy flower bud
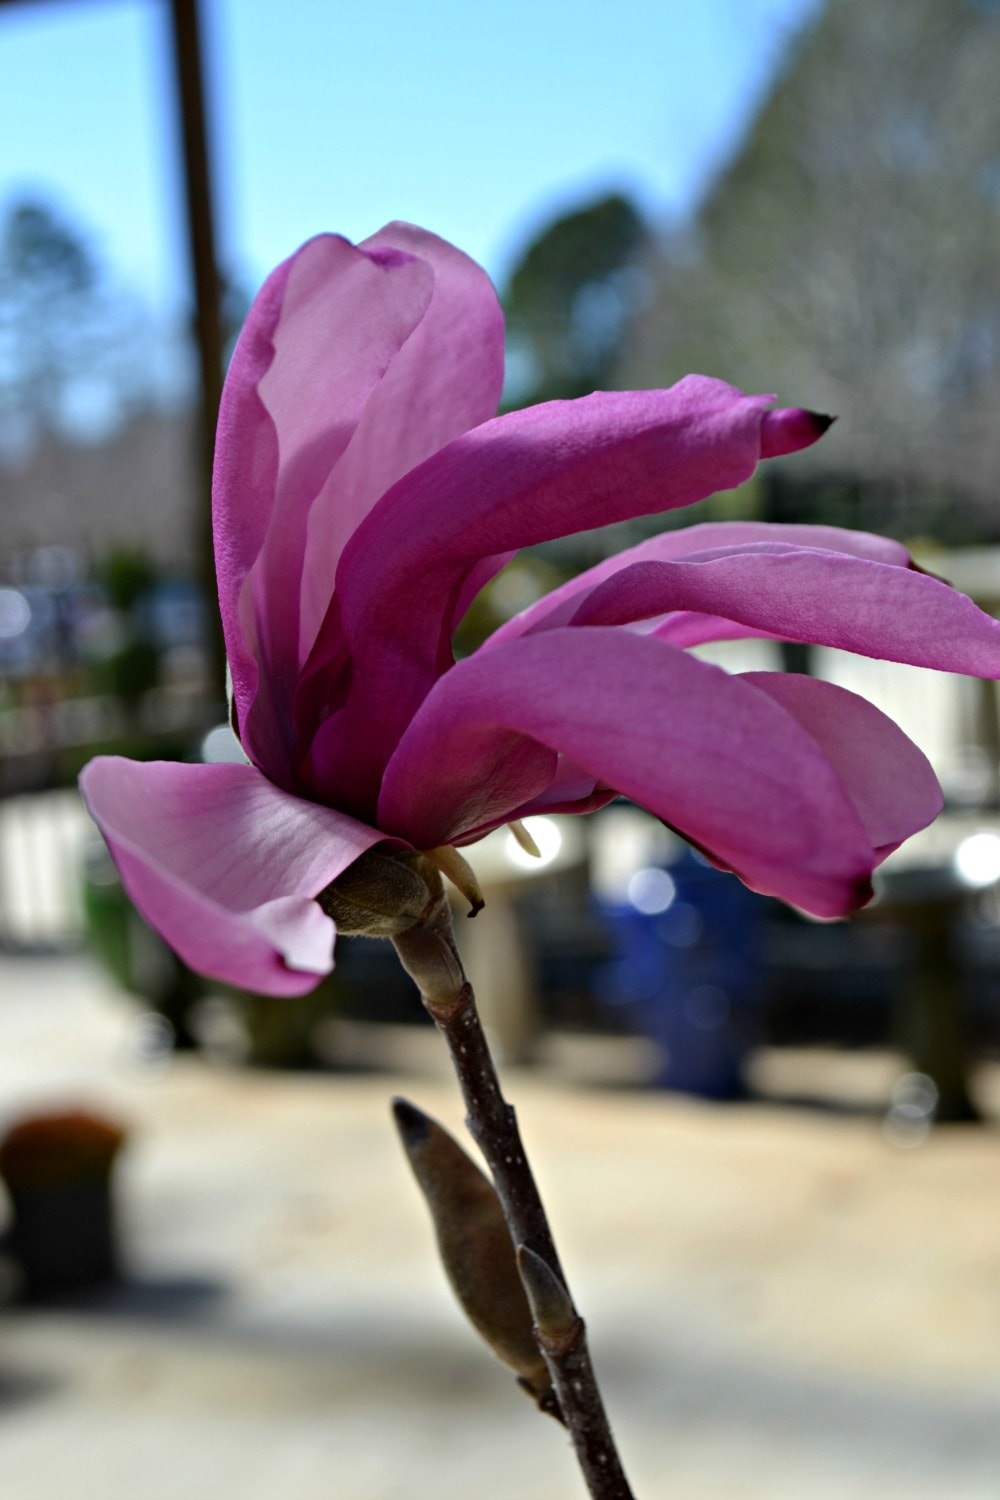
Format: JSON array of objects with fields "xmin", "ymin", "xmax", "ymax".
[
  {"xmin": 392, "ymin": 1097, "xmax": 553, "ymax": 1403},
  {"xmin": 316, "ymin": 849, "xmax": 432, "ymax": 937}
]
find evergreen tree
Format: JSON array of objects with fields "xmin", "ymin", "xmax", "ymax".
[{"xmin": 502, "ymin": 192, "xmax": 649, "ymax": 409}]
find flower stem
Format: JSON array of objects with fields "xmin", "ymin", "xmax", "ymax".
[{"xmin": 391, "ymin": 867, "xmax": 636, "ymax": 1500}]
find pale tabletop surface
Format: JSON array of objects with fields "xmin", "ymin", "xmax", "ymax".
[{"xmin": 2, "ymin": 950, "xmax": 1000, "ymax": 1500}]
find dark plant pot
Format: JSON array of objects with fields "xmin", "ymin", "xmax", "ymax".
[{"xmin": 7, "ymin": 1177, "xmax": 119, "ymax": 1299}]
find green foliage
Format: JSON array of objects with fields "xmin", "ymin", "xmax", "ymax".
[
  {"xmin": 88, "ymin": 550, "xmax": 163, "ymax": 705},
  {"xmin": 92, "ymin": 640, "xmax": 160, "ymax": 705},
  {"xmin": 502, "ymin": 193, "xmax": 649, "ymax": 408},
  {"xmin": 99, "ymin": 549, "xmax": 157, "ymax": 613}
]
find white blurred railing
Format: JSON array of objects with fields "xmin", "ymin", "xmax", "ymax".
[
  {"xmin": 0, "ymin": 790, "xmax": 94, "ymax": 951},
  {"xmin": 693, "ymin": 636, "xmax": 994, "ymax": 808}
]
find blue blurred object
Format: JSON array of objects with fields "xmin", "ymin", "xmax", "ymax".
[{"xmin": 595, "ymin": 846, "xmax": 766, "ymax": 1097}]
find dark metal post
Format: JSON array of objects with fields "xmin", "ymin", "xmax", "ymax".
[{"xmin": 166, "ymin": 0, "xmax": 227, "ymax": 705}]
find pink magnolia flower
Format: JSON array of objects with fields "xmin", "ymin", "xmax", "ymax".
[{"xmin": 81, "ymin": 223, "xmax": 1000, "ymax": 996}]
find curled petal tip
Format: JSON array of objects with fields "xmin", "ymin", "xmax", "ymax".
[
  {"xmin": 806, "ymin": 410, "xmax": 837, "ymax": 437},
  {"xmin": 760, "ymin": 407, "xmax": 837, "ymax": 459}
]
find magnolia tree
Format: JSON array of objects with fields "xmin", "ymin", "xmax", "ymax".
[{"xmin": 81, "ymin": 224, "xmax": 1000, "ymax": 1499}]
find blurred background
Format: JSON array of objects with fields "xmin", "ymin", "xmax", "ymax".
[{"xmin": 4, "ymin": 1, "xmax": 1000, "ymax": 1496}]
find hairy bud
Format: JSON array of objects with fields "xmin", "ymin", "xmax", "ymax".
[{"xmin": 316, "ymin": 849, "xmax": 432, "ymax": 936}]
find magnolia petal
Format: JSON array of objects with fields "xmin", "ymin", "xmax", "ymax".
[
  {"xmin": 484, "ymin": 543, "xmax": 1000, "ymax": 675},
  {"xmin": 739, "ymin": 672, "xmax": 942, "ymax": 858},
  {"xmin": 484, "ymin": 522, "xmax": 913, "ymax": 649},
  {"xmin": 606, "ymin": 548, "xmax": 1000, "ymax": 673},
  {"xmin": 214, "ymin": 234, "xmax": 434, "ymax": 782},
  {"xmin": 319, "ymin": 379, "xmax": 828, "ymax": 814},
  {"xmin": 448, "ymin": 760, "xmax": 617, "ymax": 846},
  {"xmin": 212, "ymin": 251, "xmax": 294, "ymax": 778},
  {"xmin": 649, "ymin": 611, "xmax": 785, "ymax": 649},
  {"xmin": 452, "ymin": 791, "xmax": 620, "ymax": 849},
  {"xmin": 377, "ymin": 628, "xmax": 879, "ymax": 918},
  {"xmin": 80, "ymin": 757, "xmax": 399, "ymax": 996},
  {"xmin": 298, "ymin": 223, "xmax": 505, "ymax": 663}
]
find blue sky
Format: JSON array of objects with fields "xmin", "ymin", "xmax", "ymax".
[{"xmin": 0, "ymin": 0, "xmax": 819, "ymax": 311}]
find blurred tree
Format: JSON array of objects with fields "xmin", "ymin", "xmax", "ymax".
[
  {"xmin": 0, "ymin": 197, "xmax": 156, "ymax": 459},
  {"xmin": 620, "ymin": 0, "xmax": 1000, "ymax": 542},
  {"xmin": 502, "ymin": 192, "xmax": 650, "ymax": 409}
]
